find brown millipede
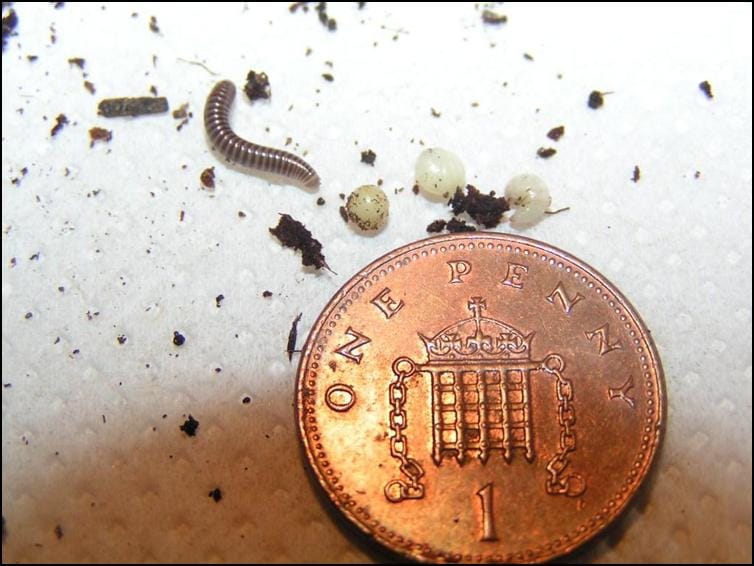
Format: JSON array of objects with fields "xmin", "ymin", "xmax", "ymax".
[{"xmin": 204, "ymin": 80, "xmax": 321, "ymax": 189}]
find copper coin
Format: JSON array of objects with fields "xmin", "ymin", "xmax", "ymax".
[{"xmin": 297, "ymin": 233, "xmax": 664, "ymax": 563}]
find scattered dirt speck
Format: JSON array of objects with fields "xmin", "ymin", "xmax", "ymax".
[
  {"xmin": 547, "ymin": 126, "xmax": 565, "ymax": 141},
  {"xmin": 537, "ymin": 147, "xmax": 557, "ymax": 159},
  {"xmin": 446, "ymin": 218, "xmax": 477, "ymax": 233},
  {"xmin": 632, "ymin": 166, "xmax": 641, "ymax": 183},
  {"xmin": 699, "ymin": 80, "xmax": 713, "ymax": 99},
  {"xmin": 67, "ymin": 57, "xmax": 85, "ymax": 69},
  {"xmin": 244, "ymin": 70, "xmax": 271, "ymax": 102},
  {"xmin": 50, "ymin": 114, "xmax": 69, "ymax": 137},
  {"xmin": 427, "ymin": 219, "xmax": 447, "ymax": 233},
  {"xmin": 89, "ymin": 127, "xmax": 112, "ymax": 147},
  {"xmin": 482, "ymin": 9, "xmax": 507, "ymax": 24},
  {"xmin": 180, "ymin": 415, "xmax": 199, "ymax": 436},
  {"xmin": 588, "ymin": 90, "xmax": 605, "ymax": 109},
  {"xmin": 173, "ymin": 331, "xmax": 186, "ymax": 347},
  {"xmin": 200, "ymin": 167, "xmax": 215, "ymax": 190},
  {"xmin": 360, "ymin": 149, "xmax": 376, "ymax": 166}
]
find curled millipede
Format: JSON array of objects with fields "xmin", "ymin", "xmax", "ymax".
[{"xmin": 204, "ymin": 80, "xmax": 320, "ymax": 189}]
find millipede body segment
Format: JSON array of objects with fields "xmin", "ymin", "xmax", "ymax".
[{"xmin": 204, "ymin": 80, "xmax": 320, "ymax": 189}]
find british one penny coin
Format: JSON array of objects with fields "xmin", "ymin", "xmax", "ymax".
[{"xmin": 297, "ymin": 233, "xmax": 664, "ymax": 563}]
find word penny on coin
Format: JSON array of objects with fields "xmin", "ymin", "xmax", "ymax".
[{"xmin": 296, "ymin": 233, "xmax": 664, "ymax": 563}]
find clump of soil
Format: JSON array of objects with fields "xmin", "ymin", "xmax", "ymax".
[
  {"xmin": 269, "ymin": 214, "xmax": 331, "ymax": 272},
  {"xmin": 244, "ymin": 70, "xmax": 271, "ymax": 102},
  {"xmin": 449, "ymin": 185, "xmax": 509, "ymax": 228},
  {"xmin": 588, "ymin": 90, "xmax": 605, "ymax": 109}
]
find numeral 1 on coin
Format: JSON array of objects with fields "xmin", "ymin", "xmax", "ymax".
[{"xmin": 476, "ymin": 482, "xmax": 498, "ymax": 542}]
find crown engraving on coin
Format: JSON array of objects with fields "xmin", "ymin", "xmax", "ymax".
[{"xmin": 384, "ymin": 297, "xmax": 585, "ymax": 504}]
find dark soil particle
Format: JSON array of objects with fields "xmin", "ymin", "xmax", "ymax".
[
  {"xmin": 426, "ymin": 219, "xmax": 447, "ymax": 233},
  {"xmin": 287, "ymin": 312, "xmax": 303, "ymax": 362},
  {"xmin": 537, "ymin": 147, "xmax": 557, "ymax": 159},
  {"xmin": 588, "ymin": 90, "xmax": 605, "ymax": 109},
  {"xmin": 262, "ymin": 290, "xmax": 273, "ymax": 298},
  {"xmin": 360, "ymin": 149, "xmax": 376, "ymax": 166},
  {"xmin": 269, "ymin": 214, "xmax": 330, "ymax": 271},
  {"xmin": 322, "ymin": 72, "xmax": 334, "ymax": 82},
  {"xmin": 89, "ymin": 127, "xmax": 112, "ymax": 147},
  {"xmin": 180, "ymin": 415, "xmax": 199, "ymax": 436},
  {"xmin": 173, "ymin": 331, "xmax": 186, "ymax": 346},
  {"xmin": 699, "ymin": 80, "xmax": 713, "ymax": 99},
  {"xmin": 215, "ymin": 294, "xmax": 224, "ymax": 308},
  {"xmin": 2, "ymin": 8, "xmax": 18, "ymax": 51},
  {"xmin": 50, "ymin": 114, "xmax": 69, "ymax": 137},
  {"xmin": 481, "ymin": 9, "xmax": 507, "ymax": 24},
  {"xmin": 315, "ymin": 2, "xmax": 337, "ymax": 31},
  {"xmin": 632, "ymin": 166, "xmax": 641, "ymax": 183},
  {"xmin": 547, "ymin": 126, "xmax": 565, "ymax": 141},
  {"xmin": 449, "ymin": 185, "xmax": 510, "ymax": 228},
  {"xmin": 200, "ymin": 167, "xmax": 215, "ymax": 189},
  {"xmin": 446, "ymin": 218, "xmax": 477, "ymax": 233},
  {"xmin": 209, "ymin": 488, "xmax": 222, "ymax": 502},
  {"xmin": 316, "ymin": 197, "xmax": 325, "ymax": 205},
  {"xmin": 244, "ymin": 70, "xmax": 271, "ymax": 102}
]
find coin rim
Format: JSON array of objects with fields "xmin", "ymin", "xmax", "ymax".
[{"xmin": 296, "ymin": 232, "xmax": 665, "ymax": 563}]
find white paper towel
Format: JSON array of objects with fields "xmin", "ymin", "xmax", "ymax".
[{"xmin": 2, "ymin": 2, "xmax": 751, "ymax": 563}]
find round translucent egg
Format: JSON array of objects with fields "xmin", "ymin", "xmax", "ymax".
[
  {"xmin": 345, "ymin": 185, "xmax": 390, "ymax": 231},
  {"xmin": 504, "ymin": 174, "xmax": 551, "ymax": 228},
  {"xmin": 415, "ymin": 148, "xmax": 466, "ymax": 198}
]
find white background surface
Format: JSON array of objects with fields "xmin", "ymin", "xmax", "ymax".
[{"xmin": 2, "ymin": 2, "xmax": 752, "ymax": 563}]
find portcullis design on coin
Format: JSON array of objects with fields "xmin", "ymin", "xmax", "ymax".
[{"xmin": 297, "ymin": 233, "xmax": 664, "ymax": 563}]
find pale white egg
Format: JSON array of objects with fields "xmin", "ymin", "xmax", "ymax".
[
  {"xmin": 345, "ymin": 185, "xmax": 389, "ymax": 231},
  {"xmin": 415, "ymin": 148, "xmax": 466, "ymax": 198},
  {"xmin": 504, "ymin": 174, "xmax": 551, "ymax": 228}
]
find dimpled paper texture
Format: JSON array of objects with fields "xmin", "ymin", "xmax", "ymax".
[{"xmin": 1, "ymin": 3, "xmax": 751, "ymax": 563}]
